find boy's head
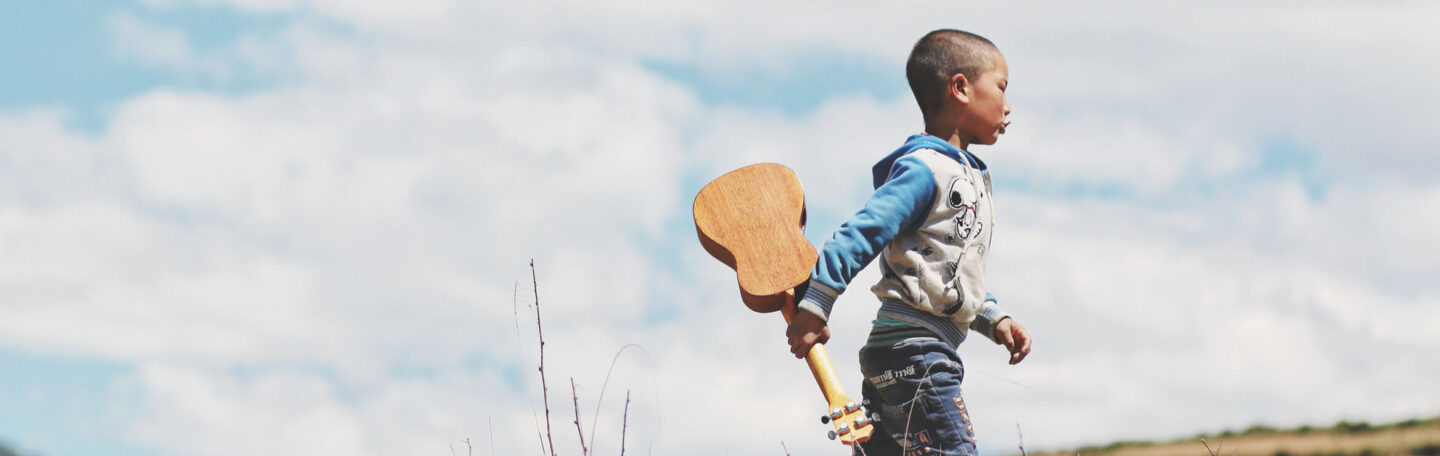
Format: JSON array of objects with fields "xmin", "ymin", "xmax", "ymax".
[{"xmin": 907, "ymin": 29, "xmax": 1011, "ymax": 147}]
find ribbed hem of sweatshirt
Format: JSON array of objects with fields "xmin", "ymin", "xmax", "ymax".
[
  {"xmin": 968, "ymin": 300, "xmax": 1011, "ymax": 343},
  {"xmin": 865, "ymin": 323, "xmax": 941, "ymax": 347},
  {"xmin": 876, "ymin": 299, "xmax": 968, "ymax": 348},
  {"xmin": 796, "ymin": 280, "xmax": 839, "ymax": 322}
]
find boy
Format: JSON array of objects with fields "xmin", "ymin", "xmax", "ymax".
[{"xmin": 786, "ymin": 29, "xmax": 1032, "ymax": 456}]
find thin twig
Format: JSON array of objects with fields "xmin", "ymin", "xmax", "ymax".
[
  {"xmin": 780, "ymin": 441, "xmax": 790, "ymax": 456},
  {"xmin": 1201, "ymin": 438, "xmax": 1218, "ymax": 456},
  {"xmin": 1018, "ymin": 422, "xmax": 1028, "ymax": 456},
  {"xmin": 572, "ymin": 378, "xmax": 589, "ymax": 456},
  {"xmin": 534, "ymin": 260, "xmax": 557, "ymax": 456},
  {"xmin": 587, "ymin": 344, "xmax": 646, "ymax": 450},
  {"xmin": 514, "ymin": 282, "xmax": 546, "ymax": 456},
  {"xmin": 488, "ymin": 418, "xmax": 496, "ymax": 456},
  {"xmin": 621, "ymin": 390, "xmax": 631, "ymax": 456}
]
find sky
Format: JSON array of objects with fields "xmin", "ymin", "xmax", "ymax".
[{"xmin": 1, "ymin": 1, "xmax": 1438, "ymax": 455}]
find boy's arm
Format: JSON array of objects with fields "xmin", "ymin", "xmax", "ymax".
[{"xmin": 787, "ymin": 156, "xmax": 935, "ymax": 357}]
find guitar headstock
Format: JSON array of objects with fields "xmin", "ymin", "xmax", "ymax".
[{"xmin": 821, "ymin": 398, "xmax": 877, "ymax": 445}]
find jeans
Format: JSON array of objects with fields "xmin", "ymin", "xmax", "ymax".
[{"xmin": 852, "ymin": 337, "xmax": 976, "ymax": 456}]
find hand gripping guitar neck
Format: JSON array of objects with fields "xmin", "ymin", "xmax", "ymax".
[{"xmin": 693, "ymin": 163, "xmax": 875, "ymax": 445}]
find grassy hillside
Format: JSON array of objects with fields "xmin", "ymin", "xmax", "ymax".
[{"xmin": 1029, "ymin": 417, "xmax": 1440, "ymax": 456}]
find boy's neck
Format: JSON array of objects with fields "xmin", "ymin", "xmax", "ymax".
[{"xmin": 923, "ymin": 123, "xmax": 969, "ymax": 151}]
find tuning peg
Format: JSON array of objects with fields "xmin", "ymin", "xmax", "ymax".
[
  {"xmin": 854, "ymin": 415, "xmax": 871, "ymax": 427},
  {"xmin": 862, "ymin": 399, "xmax": 872, "ymax": 407},
  {"xmin": 845, "ymin": 401, "xmax": 860, "ymax": 412},
  {"xmin": 869, "ymin": 412, "xmax": 882, "ymax": 423},
  {"xmin": 830, "ymin": 407, "xmax": 843, "ymax": 419},
  {"xmin": 820, "ymin": 414, "xmax": 831, "ymax": 424},
  {"xmin": 838, "ymin": 423, "xmax": 851, "ymax": 434},
  {"xmin": 827, "ymin": 430, "xmax": 838, "ymax": 440}
]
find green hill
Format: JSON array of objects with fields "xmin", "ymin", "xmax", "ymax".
[{"xmin": 1030, "ymin": 417, "xmax": 1440, "ymax": 456}]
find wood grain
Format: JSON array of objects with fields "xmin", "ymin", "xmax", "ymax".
[{"xmin": 693, "ymin": 163, "xmax": 817, "ymax": 313}]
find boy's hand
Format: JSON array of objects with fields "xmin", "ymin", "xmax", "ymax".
[
  {"xmin": 993, "ymin": 317, "xmax": 1031, "ymax": 365},
  {"xmin": 786, "ymin": 309, "xmax": 831, "ymax": 359}
]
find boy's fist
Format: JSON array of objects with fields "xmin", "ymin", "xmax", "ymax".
[
  {"xmin": 786, "ymin": 309, "xmax": 830, "ymax": 359},
  {"xmin": 993, "ymin": 317, "xmax": 1031, "ymax": 365}
]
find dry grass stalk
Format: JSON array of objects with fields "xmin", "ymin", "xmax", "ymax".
[
  {"xmin": 587, "ymin": 344, "xmax": 644, "ymax": 450},
  {"xmin": 517, "ymin": 260, "xmax": 645, "ymax": 456},
  {"xmin": 448, "ymin": 437, "xmax": 471, "ymax": 456},
  {"xmin": 621, "ymin": 390, "xmax": 631, "ymax": 456},
  {"xmin": 1201, "ymin": 438, "xmax": 1221, "ymax": 456},
  {"xmin": 532, "ymin": 260, "xmax": 558, "ymax": 456},
  {"xmin": 572, "ymin": 378, "xmax": 589, "ymax": 455},
  {"xmin": 513, "ymin": 282, "xmax": 547, "ymax": 455},
  {"xmin": 1019, "ymin": 423, "xmax": 1028, "ymax": 456}
]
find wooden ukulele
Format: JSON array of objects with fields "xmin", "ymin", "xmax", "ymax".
[{"xmin": 693, "ymin": 163, "xmax": 875, "ymax": 445}]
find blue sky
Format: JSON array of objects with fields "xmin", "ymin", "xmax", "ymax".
[
  {"xmin": 2, "ymin": 2, "xmax": 1439, "ymax": 456},
  {"xmin": 0, "ymin": 1, "xmax": 289, "ymax": 133}
]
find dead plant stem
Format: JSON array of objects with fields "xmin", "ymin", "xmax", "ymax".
[
  {"xmin": 621, "ymin": 390, "xmax": 631, "ymax": 456},
  {"xmin": 1018, "ymin": 423, "xmax": 1028, "ymax": 456},
  {"xmin": 533, "ymin": 260, "xmax": 557, "ymax": 456},
  {"xmin": 514, "ymin": 282, "xmax": 546, "ymax": 455},
  {"xmin": 572, "ymin": 378, "xmax": 589, "ymax": 456}
]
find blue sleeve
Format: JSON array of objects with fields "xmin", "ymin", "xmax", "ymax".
[
  {"xmin": 795, "ymin": 156, "xmax": 935, "ymax": 321},
  {"xmin": 969, "ymin": 292, "xmax": 1013, "ymax": 342}
]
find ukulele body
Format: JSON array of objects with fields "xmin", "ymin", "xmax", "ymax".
[{"xmin": 693, "ymin": 163, "xmax": 817, "ymax": 313}]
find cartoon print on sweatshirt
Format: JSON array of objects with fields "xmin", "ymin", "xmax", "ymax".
[{"xmin": 946, "ymin": 175, "xmax": 982, "ymax": 242}]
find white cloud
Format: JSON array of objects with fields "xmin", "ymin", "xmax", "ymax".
[
  {"xmin": 108, "ymin": 13, "xmax": 195, "ymax": 69},
  {"xmin": 970, "ymin": 188, "xmax": 1440, "ymax": 450}
]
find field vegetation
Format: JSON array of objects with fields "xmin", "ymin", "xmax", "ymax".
[{"xmin": 1030, "ymin": 417, "xmax": 1440, "ymax": 456}]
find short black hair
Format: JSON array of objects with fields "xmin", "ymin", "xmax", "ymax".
[{"xmin": 906, "ymin": 29, "xmax": 1000, "ymax": 118}]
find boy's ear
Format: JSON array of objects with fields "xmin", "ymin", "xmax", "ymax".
[{"xmin": 950, "ymin": 73, "xmax": 971, "ymax": 105}]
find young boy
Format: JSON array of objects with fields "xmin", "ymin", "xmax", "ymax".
[{"xmin": 786, "ymin": 29, "xmax": 1032, "ymax": 456}]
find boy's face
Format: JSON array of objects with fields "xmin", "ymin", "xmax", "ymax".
[{"xmin": 958, "ymin": 52, "xmax": 1011, "ymax": 146}]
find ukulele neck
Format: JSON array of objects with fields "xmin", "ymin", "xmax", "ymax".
[{"xmin": 781, "ymin": 290, "xmax": 852, "ymax": 411}]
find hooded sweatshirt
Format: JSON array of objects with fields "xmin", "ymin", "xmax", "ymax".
[{"xmin": 796, "ymin": 134, "xmax": 1011, "ymax": 348}]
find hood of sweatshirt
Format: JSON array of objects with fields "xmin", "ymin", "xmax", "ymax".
[{"xmin": 871, "ymin": 134, "xmax": 985, "ymax": 189}]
